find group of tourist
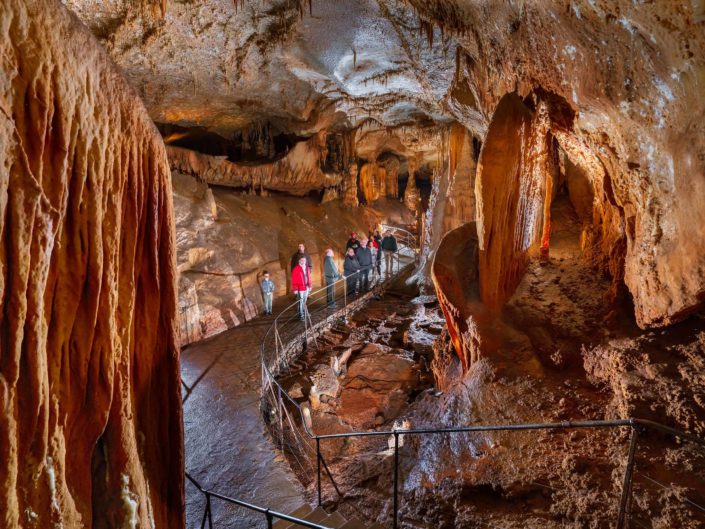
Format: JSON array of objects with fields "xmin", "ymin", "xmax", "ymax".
[
  {"xmin": 342, "ymin": 230, "xmax": 398, "ymax": 298},
  {"xmin": 260, "ymin": 230, "xmax": 399, "ymax": 321}
]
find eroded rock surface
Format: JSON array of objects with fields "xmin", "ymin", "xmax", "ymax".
[
  {"xmin": 0, "ymin": 1, "xmax": 182, "ymax": 527},
  {"xmin": 174, "ymin": 171, "xmax": 413, "ymax": 345}
]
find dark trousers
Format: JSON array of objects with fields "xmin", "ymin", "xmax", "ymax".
[
  {"xmin": 346, "ymin": 275, "xmax": 358, "ymax": 295},
  {"xmin": 360, "ymin": 268, "xmax": 370, "ymax": 292},
  {"xmin": 325, "ymin": 277, "xmax": 335, "ymax": 304},
  {"xmin": 375, "ymin": 252, "xmax": 382, "ymax": 275}
]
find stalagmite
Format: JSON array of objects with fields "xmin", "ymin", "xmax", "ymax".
[
  {"xmin": 343, "ymin": 164, "xmax": 360, "ymax": 208},
  {"xmin": 382, "ymin": 156, "xmax": 401, "ymax": 199},
  {"xmin": 404, "ymin": 158, "xmax": 421, "ymax": 214},
  {"xmin": 0, "ymin": 1, "xmax": 183, "ymax": 528}
]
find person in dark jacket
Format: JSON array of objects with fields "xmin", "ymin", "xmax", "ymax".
[
  {"xmin": 343, "ymin": 248, "xmax": 360, "ymax": 296},
  {"xmin": 372, "ymin": 229, "xmax": 383, "ymax": 275},
  {"xmin": 260, "ymin": 271, "xmax": 275, "ymax": 315},
  {"xmin": 346, "ymin": 232, "xmax": 360, "ymax": 252},
  {"xmin": 290, "ymin": 243, "xmax": 313, "ymax": 274},
  {"xmin": 355, "ymin": 238, "xmax": 373, "ymax": 292},
  {"xmin": 323, "ymin": 248, "xmax": 341, "ymax": 307},
  {"xmin": 381, "ymin": 231, "xmax": 398, "ymax": 276}
]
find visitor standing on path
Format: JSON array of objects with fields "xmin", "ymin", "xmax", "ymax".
[
  {"xmin": 290, "ymin": 243, "xmax": 313, "ymax": 274},
  {"xmin": 372, "ymin": 229, "xmax": 382, "ymax": 275},
  {"xmin": 343, "ymin": 248, "xmax": 361, "ymax": 297},
  {"xmin": 323, "ymin": 249, "xmax": 342, "ymax": 307},
  {"xmin": 260, "ymin": 271, "xmax": 275, "ymax": 315},
  {"xmin": 346, "ymin": 232, "xmax": 360, "ymax": 252},
  {"xmin": 381, "ymin": 231, "xmax": 398, "ymax": 276},
  {"xmin": 355, "ymin": 238, "xmax": 373, "ymax": 292},
  {"xmin": 291, "ymin": 256, "xmax": 312, "ymax": 320}
]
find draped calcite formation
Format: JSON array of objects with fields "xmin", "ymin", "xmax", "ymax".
[
  {"xmin": 166, "ymin": 132, "xmax": 341, "ymax": 196},
  {"xmin": 0, "ymin": 1, "xmax": 183, "ymax": 527},
  {"xmin": 443, "ymin": 123, "xmax": 476, "ymax": 233},
  {"xmin": 431, "ymin": 223, "xmax": 481, "ymax": 372},
  {"xmin": 359, "ymin": 162, "xmax": 387, "ymax": 203},
  {"xmin": 475, "ymin": 93, "xmax": 554, "ymax": 311}
]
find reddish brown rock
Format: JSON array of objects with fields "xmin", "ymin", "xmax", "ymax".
[
  {"xmin": 475, "ymin": 94, "xmax": 554, "ymax": 311},
  {"xmin": 0, "ymin": 1, "xmax": 183, "ymax": 527}
]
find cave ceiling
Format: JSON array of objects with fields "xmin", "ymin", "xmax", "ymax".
[{"xmin": 61, "ymin": 0, "xmax": 466, "ymax": 159}]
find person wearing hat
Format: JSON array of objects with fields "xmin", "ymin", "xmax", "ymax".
[{"xmin": 346, "ymin": 232, "xmax": 360, "ymax": 252}]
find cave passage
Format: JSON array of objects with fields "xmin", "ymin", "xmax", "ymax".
[{"xmin": 3, "ymin": 1, "xmax": 705, "ymax": 529}]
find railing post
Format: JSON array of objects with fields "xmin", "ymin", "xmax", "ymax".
[
  {"xmin": 316, "ymin": 437, "xmax": 322, "ymax": 506},
  {"xmin": 278, "ymin": 385, "xmax": 284, "ymax": 450},
  {"xmin": 266, "ymin": 509, "xmax": 273, "ymax": 529},
  {"xmin": 617, "ymin": 424, "xmax": 639, "ymax": 529},
  {"xmin": 201, "ymin": 492, "xmax": 213, "ymax": 529},
  {"xmin": 343, "ymin": 275, "xmax": 348, "ymax": 323},
  {"xmin": 393, "ymin": 431, "xmax": 399, "ymax": 529}
]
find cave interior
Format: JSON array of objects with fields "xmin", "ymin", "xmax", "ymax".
[{"xmin": 1, "ymin": 0, "xmax": 705, "ymax": 528}]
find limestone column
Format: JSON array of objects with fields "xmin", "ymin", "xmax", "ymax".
[
  {"xmin": 343, "ymin": 163, "xmax": 359, "ymax": 207},
  {"xmin": 404, "ymin": 157, "xmax": 421, "ymax": 214}
]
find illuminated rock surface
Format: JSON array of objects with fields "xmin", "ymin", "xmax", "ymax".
[
  {"xmin": 0, "ymin": 1, "xmax": 182, "ymax": 527},
  {"xmin": 17, "ymin": 0, "xmax": 705, "ymax": 527}
]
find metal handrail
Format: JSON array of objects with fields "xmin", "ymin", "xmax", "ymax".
[
  {"xmin": 186, "ymin": 472, "xmax": 335, "ymax": 529},
  {"xmin": 186, "ymin": 220, "xmax": 705, "ymax": 529}
]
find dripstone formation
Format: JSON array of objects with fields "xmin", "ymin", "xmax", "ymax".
[{"xmin": 0, "ymin": 1, "xmax": 183, "ymax": 527}]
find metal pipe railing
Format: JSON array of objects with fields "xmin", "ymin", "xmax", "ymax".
[{"xmin": 186, "ymin": 472, "xmax": 335, "ymax": 529}]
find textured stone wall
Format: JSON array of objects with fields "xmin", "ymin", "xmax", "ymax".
[
  {"xmin": 0, "ymin": 1, "xmax": 183, "ymax": 527},
  {"xmin": 406, "ymin": 0, "xmax": 705, "ymax": 328}
]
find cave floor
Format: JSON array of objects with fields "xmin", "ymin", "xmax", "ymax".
[
  {"xmin": 181, "ymin": 298, "xmax": 306, "ymax": 529},
  {"xmin": 180, "ymin": 264, "xmax": 414, "ymax": 528}
]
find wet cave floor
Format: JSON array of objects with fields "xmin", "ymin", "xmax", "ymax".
[{"xmin": 274, "ymin": 195, "xmax": 705, "ymax": 529}]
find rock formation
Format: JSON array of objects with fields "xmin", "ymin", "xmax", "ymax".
[
  {"xmin": 475, "ymin": 93, "xmax": 554, "ymax": 311},
  {"xmin": 409, "ymin": 0, "xmax": 705, "ymax": 328},
  {"xmin": 173, "ymin": 172, "xmax": 414, "ymax": 345},
  {"xmin": 431, "ymin": 223, "xmax": 481, "ymax": 372},
  {"xmin": 166, "ymin": 132, "xmax": 340, "ymax": 196},
  {"xmin": 0, "ymin": 1, "xmax": 183, "ymax": 528}
]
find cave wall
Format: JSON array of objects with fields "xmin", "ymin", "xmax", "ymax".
[
  {"xmin": 405, "ymin": 0, "xmax": 705, "ymax": 328},
  {"xmin": 0, "ymin": 1, "xmax": 183, "ymax": 527},
  {"xmin": 173, "ymin": 171, "xmax": 414, "ymax": 346}
]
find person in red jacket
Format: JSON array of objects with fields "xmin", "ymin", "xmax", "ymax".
[{"xmin": 291, "ymin": 256, "xmax": 312, "ymax": 320}]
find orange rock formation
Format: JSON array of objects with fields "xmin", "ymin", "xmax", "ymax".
[{"xmin": 0, "ymin": 1, "xmax": 183, "ymax": 527}]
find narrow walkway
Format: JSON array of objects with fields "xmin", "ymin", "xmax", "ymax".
[
  {"xmin": 182, "ymin": 294, "xmax": 315, "ymax": 528},
  {"xmin": 182, "ymin": 252, "xmax": 415, "ymax": 528}
]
